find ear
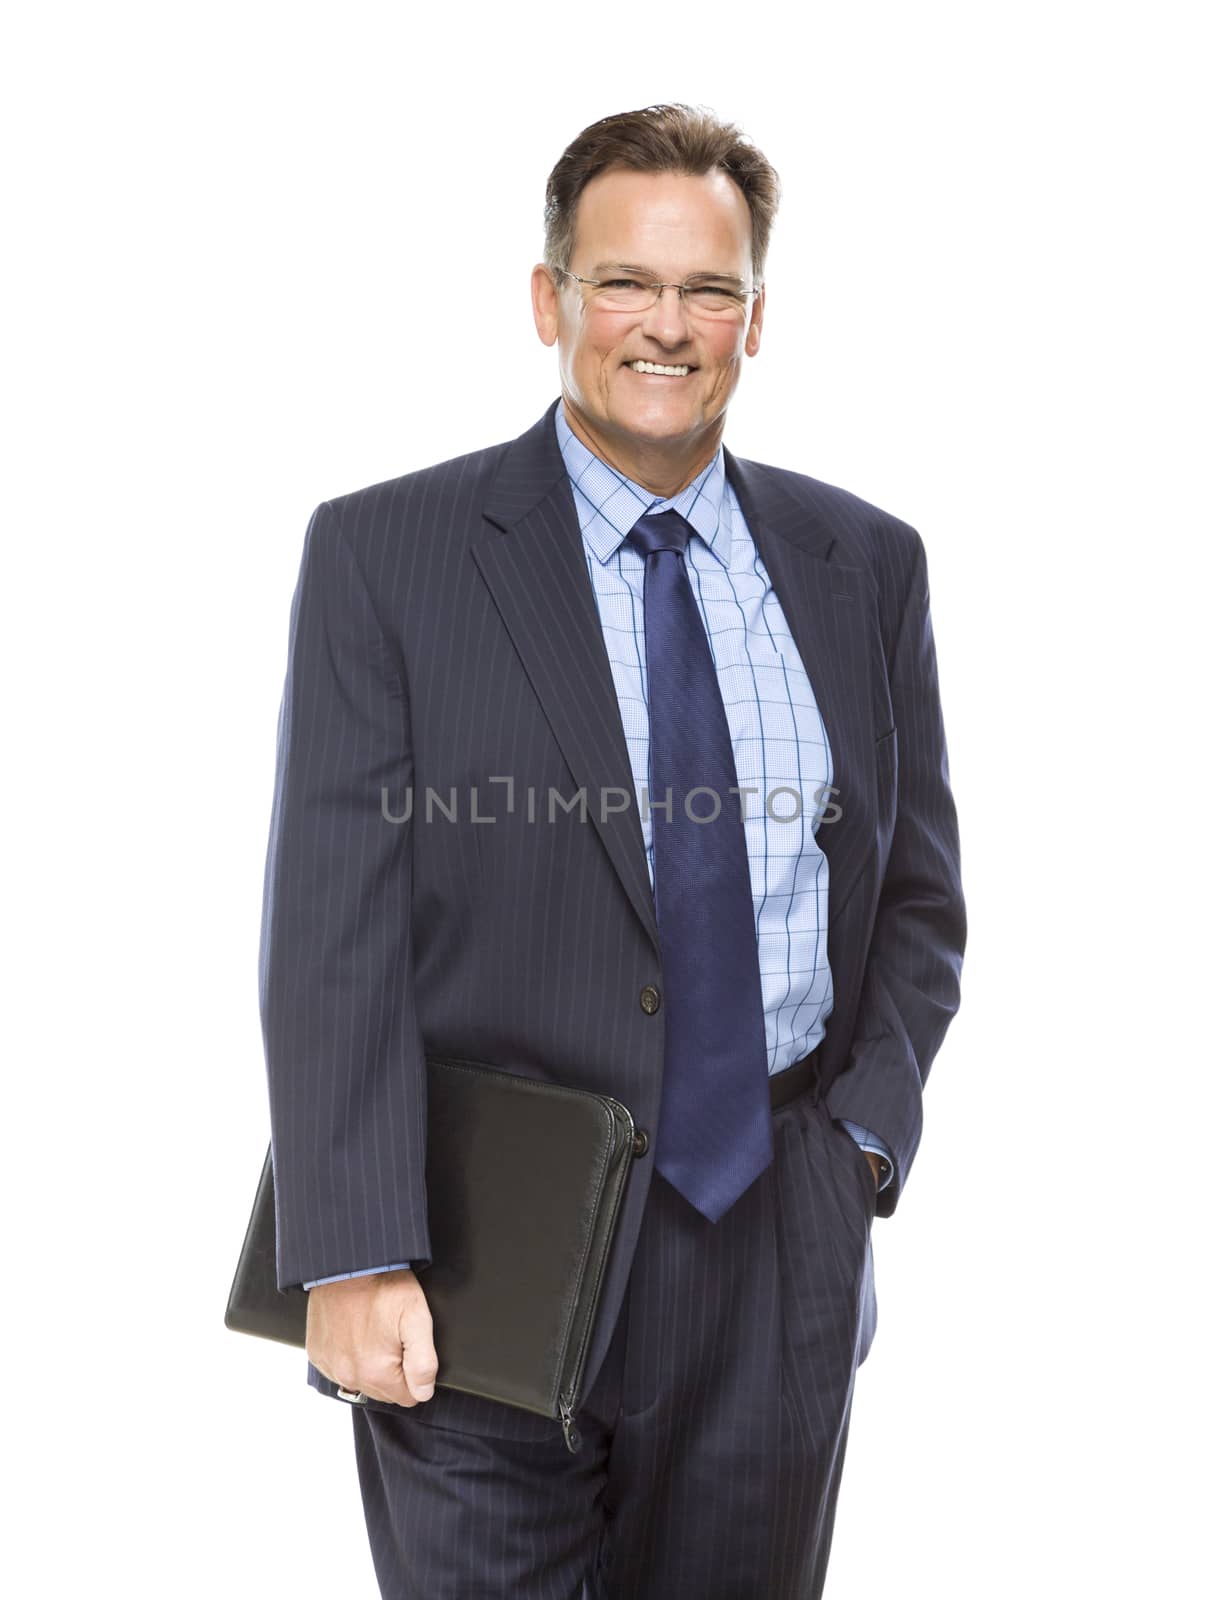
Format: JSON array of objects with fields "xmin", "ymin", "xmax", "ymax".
[
  {"xmin": 531, "ymin": 264, "xmax": 559, "ymax": 348},
  {"xmin": 744, "ymin": 284, "xmax": 765, "ymax": 358}
]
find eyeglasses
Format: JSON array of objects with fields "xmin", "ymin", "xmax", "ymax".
[{"xmin": 555, "ymin": 268, "xmax": 759, "ymax": 319}]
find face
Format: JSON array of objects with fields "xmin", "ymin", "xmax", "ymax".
[{"xmin": 531, "ymin": 167, "xmax": 764, "ymax": 464}]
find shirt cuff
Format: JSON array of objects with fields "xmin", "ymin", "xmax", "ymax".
[
  {"xmin": 836, "ymin": 1119, "xmax": 895, "ymax": 1192},
  {"xmin": 302, "ymin": 1262, "xmax": 412, "ymax": 1290}
]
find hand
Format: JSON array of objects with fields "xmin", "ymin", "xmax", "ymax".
[
  {"xmin": 864, "ymin": 1150, "xmax": 882, "ymax": 1192},
  {"xmin": 305, "ymin": 1268, "xmax": 438, "ymax": 1407}
]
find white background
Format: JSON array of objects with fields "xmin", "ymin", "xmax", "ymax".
[{"xmin": 4, "ymin": 2, "xmax": 1210, "ymax": 1594}]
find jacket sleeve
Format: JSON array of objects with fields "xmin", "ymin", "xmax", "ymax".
[
  {"xmin": 258, "ymin": 500, "xmax": 432, "ymax": 1290},
  {"xmin": 823, "ymin": 529, "xmax": 966, "ymax": 1218}
]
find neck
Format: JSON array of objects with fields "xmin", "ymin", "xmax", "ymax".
[{"xmin": 560, "ymin": 396, "xmax": 723, "ymax": 500}]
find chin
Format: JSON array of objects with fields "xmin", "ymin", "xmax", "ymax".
[{"xmin": 611, "ymin": 398, "xmax": 700, "ymax": 436}]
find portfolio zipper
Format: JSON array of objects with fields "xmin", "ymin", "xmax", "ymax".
[
  {"xmin": 556, "ymin": 1245, "xmax": 599, "ymax": 1452},
  {"xmin": 559, "ymin": 1390, "xmax": 582, "ymax": 1453},
  {"xmin": 556, "ymin": 1102, "xmax": 639, "ymax": 1453},
  {"xmin": 558, "ymin": 1288, "xmax": 596, "ymax": 1452}
]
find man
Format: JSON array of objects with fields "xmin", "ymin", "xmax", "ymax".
[{"xmin": 259, "ymin": 103, "xmax": 965, "ymax": 1598}]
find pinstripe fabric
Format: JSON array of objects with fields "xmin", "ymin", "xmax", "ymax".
[
  {"xmin": 351, "ymin": 1089, "xmax": 877, "ymax": 1598},
  {"xmin": 300, "ymin": 405, "xmax": 906, "ymax": 1286},
  {"xmin": 300, "ymin": 416, "xmax": 909, "ymax": 1286},
  {"xmin": 257, "ymin": 398, "xmax": 965, "ymax": 1575},
  {"xmin": 298, "ymin": 410, "xmax": 901, "ymax": 1288}
]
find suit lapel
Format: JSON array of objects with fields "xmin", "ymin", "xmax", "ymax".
[
  {"xmin": 725, "ymin": 448, "xmax": 878, "ymax": 921},
  {"xmin": 472, "ymin": 402, "xmax": 877, "ymax": 958},
  {"xmin": 474, "ymin": 405, "xmax": 662, "ymax": 954}
]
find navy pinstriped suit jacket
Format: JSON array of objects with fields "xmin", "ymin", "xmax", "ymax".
[{"xmin": 258, "ymin": 397, "xmax": 966, "ymax": 1409}]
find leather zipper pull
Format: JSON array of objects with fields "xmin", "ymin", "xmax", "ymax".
[{"xmin": 559, "ymin": 1394, "xmax": 582, "ymax": 1453}]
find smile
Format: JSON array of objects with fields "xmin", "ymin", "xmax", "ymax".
[{"xmin": 624, "ymin": 361, "xmax": 694, "ymax": 377}]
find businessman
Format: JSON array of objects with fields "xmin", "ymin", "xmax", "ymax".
[{"xmin": 259, "ymin": 103, "xmax": 966, "ymax": 1597}]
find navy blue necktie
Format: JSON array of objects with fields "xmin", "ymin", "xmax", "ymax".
[{"xmin": 625, "ymin": 509, "xmax": 773, "ymax": 1223}]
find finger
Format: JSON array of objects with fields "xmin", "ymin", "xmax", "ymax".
[
  {"xmin": 355, "ymin": 1378, "xmax": 419, "ymax": 1407},
  {"xmin": 396, "ymin": 1291, "xmax": 438, "ymax": 1402},
  {"xmin": 331, "ymin": 1351, "xmax": 418, "ymax": 1406},
  {"xmin": 401, "ymin": 1333, "xmax": 439, "ymax": 1402}
]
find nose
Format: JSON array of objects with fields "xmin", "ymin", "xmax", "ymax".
[{"xmin": 640, "ymin": 283, "xmax": 693, "ymax": 348}]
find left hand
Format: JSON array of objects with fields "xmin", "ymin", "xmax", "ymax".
[{"xmin": 864, "ymin": 1150, "xmax": 882, "ymax": 1191}]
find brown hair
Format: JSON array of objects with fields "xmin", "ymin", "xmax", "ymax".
[{"xmin": 543, "ymin": 103, "xmax": 781, "ymax": 285}]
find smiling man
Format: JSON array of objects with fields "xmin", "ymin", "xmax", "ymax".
[
  {"xmin": 260, "ymin": 103, "xmax": 966, "ymax": 1598},
  {"xmin": 536, "ymin": 163, "xmax": 763, "ymax": 495}
]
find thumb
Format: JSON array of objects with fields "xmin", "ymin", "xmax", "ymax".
[{"xmin": 399, "ymin": 1300, "xmax": 439, "ymax": 1402}]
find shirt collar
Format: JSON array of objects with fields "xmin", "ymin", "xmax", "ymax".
[{"xmin": 554, "ymin": 401, "xmax": 732, "ymax": 569}]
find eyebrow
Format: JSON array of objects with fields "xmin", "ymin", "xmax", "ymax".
[{"xmin": 590, "ymin": 260, "xmax": 747, "ymax": 287}]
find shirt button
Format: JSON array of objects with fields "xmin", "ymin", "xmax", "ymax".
[
  {"xmin": 632, "ymin": 1129, "xmax": 650, "ymax": 1157},
  {"xmin": 639, "ymin": 985, "xmax": 661, "ymax": 1015}
]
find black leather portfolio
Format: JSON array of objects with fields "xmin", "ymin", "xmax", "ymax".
[{"xmin": 226, "ymin": 1054, "xmax": 637, "ymax": 1452}]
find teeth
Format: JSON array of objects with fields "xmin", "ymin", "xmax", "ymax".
[{"xmin": 628, "ymin": 361, "xmax": 691, "ymax": 376}]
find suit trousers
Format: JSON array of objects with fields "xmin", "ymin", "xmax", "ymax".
[{"xmin": 350, "ymin": 1087, "xmax": 879, "ymax": 1599}]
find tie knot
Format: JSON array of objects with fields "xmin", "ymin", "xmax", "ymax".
[{"xmin": 626, "ymin": 509, "xmax": 693, "ymax": 561}]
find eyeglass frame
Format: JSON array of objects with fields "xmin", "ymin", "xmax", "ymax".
[{"xmin": 553, "ymin": 267, "xmax": 762, "ymax": 314}]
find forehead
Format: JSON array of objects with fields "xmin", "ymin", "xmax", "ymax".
[{"xmin": 571, "ymin": 167, "xmax": 753, "ymax": 275}]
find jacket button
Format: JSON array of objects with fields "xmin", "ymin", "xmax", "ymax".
[
  {"xmin": 632, "ymin": 1129, "xmax": 649, "ymax": 1157},
  {"xmin": 640, "ymin": 985, "xmax": 661, "ymax": 1014}
]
